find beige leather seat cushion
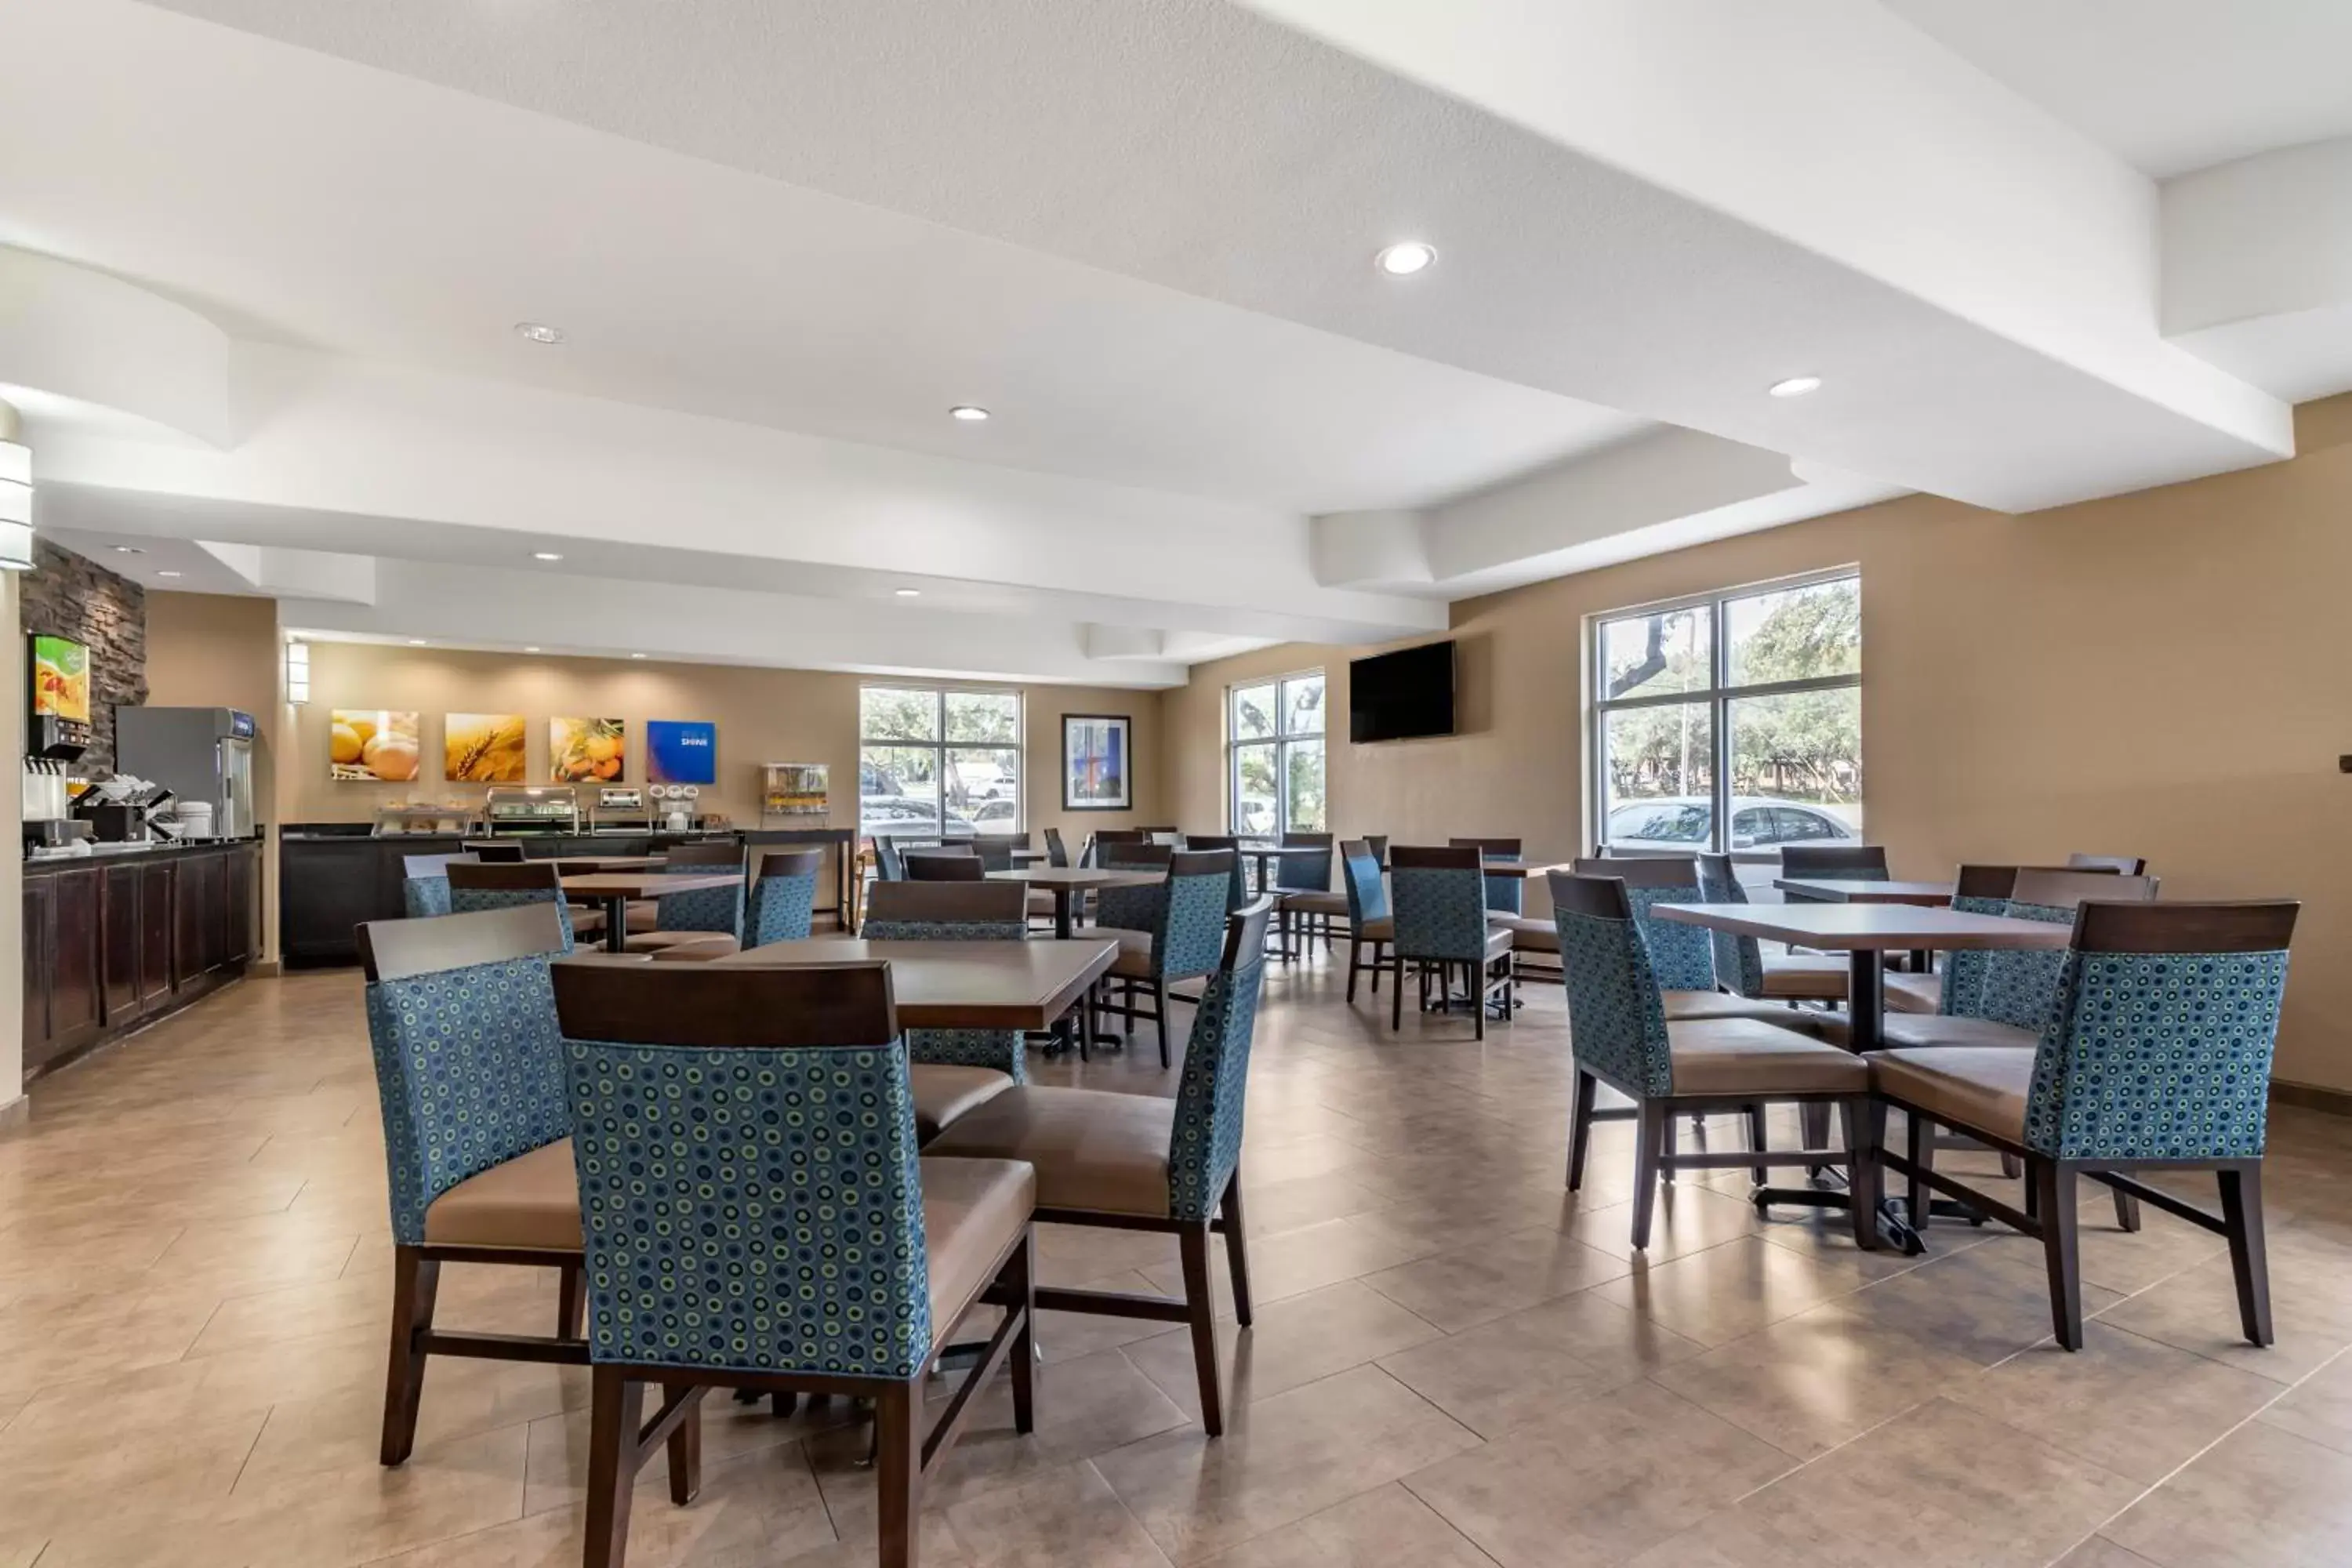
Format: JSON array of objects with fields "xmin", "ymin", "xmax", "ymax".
[
  {"xmin": 1813, "ymin": 1011, "xmax": 2039, "ymax": 1052},
  {"xmin": 1357, "ymin": 916, "xmax": 1393, "ymax": 942},
  {"xmin": 1759, "ymin": 954, "xmax": 1849, "ymax": 1000},
  {"xmin": 1664, "ymin": 990, "xmax": 1825, "ymax": 1034},
  {"xmin": 1871, "ymin": 1047, "xmax": 2033, "ymax": 1142},
  {"xmin": 569, "ymin": 906, "xmax": 608, "ymax": 939},
  {"xmin": 911, "ymin": 1064, "xmax": 1013, "ymax": 1142},
  {"xmin": 1494, "ymin": 913, "xmax": 1557, "ymax": 953},
  {"xmin": 622, "ymin": 931, "xmax": 742, "ymax": 961},
  {"xmin": 918, "ymin": 1156, "xmax": 1036, "ymax": 1334},
  {"xmin": 1283, "ymin": 891, "xmax": 1349, "ymax": 917},
  {"xmin": 626, "ymin": 902, "xmax": 662, "ymax": 934},
  {"xmin": 922, "ymin": 1086, "xmax": 1174, "ymax": 1218},
  {"xmin": 1884, "ymin": 971, "xmax": 1942, "ymax": 1014},
  {"xmin": 1070, "ymin": 924, "xmax": 1156, "ymax": 979},
  {"xmin": 1027, "ymin": 890, "xmax": 1058, "ymax": 917},
  {"xmin": 423, "ymin": 1138, "xmax": 582, "ymax": 1251},
  {"xmin": 1666, "ymin": 1018, "xmax": 1869, "ymax": 1097}
]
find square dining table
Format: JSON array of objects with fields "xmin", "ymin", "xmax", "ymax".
[
  {"xmin": 715, "ymin": 936, "xmax": 1118, "ymax": 1032},
  {"xmin": 985, "ymin": 866, "xmax": 1163, "ymax": 938},
  {"xmin": 557, "ymin": 870, "xmax": 742, "ymax": 953},
  {"xmin": 1773, "ymin": 878, "xmax": 1955, "ymax": 906}
]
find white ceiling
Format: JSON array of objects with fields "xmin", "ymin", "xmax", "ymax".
[
  {"xmin": 3, "ymin": 1, "xmax": 2347, "ymax": 684},
  {"xmin": 1886, "ymin": 0, "xmax": 2352, "ymax": 177}
]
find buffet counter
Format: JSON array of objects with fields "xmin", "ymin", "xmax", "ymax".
[{"xmin": 22, "ymin": 837, "xmax": 262, "ymax": 1080}]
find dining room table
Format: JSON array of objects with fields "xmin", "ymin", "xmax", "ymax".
[
  {"xmin": 1773, "ymin": 877, "xmax": 1957, "ymax": 971},
  {"xmin": 985, "ymin": 865, "xmax": 1164, "ymax": 939},
  {"xmin": 714, "ymin": 935, "xmax": 1119, "ymax": 1033},
  {"xmin": 557, "ymin": 869, "xmax": 743, "ymax": 953}
]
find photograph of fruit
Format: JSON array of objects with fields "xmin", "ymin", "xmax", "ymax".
[
  {"xmin": 550, "ymin": 717, "xmax": 626, "ymax": 782},
  {"xmin": 445, "ymin": 713, "xmax": 528, "ymax": 783},
  {"xmin": 330, "ymin": 710, "xmax": 422, "ymax": 782},
  {"xmin": 30, "ymin": 635, "xmax": 91, "ymax": 723}
]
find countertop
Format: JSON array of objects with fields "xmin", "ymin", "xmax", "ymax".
[{"xmin": 27, "ymin": 836, "xmax": 262, "ymax": 866}]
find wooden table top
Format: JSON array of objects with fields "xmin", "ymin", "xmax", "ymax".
[
  {"xmin": 986, "ymin": 866, "xmax": 1163, "ymax": 890},
  {"xmin": 1009, "ymin": 848, "xmax": 1047, "ymax": 863},
  {"xmin": 554, "ymin": 855, "xmax": 666, "ymax": 873},
  {"xmin": 558, "ymin": 871, "xmax": 742, "ymax": 898},
  {"xmin": 1651, "ymin": 902, "xmax": 2074, "ymax": 951},
  {"xmin": 713, "ymin": 937, "xmax": 1118, "ymax": 1029},
  {"xmin": 1476, "ymin": 860, "xmax": 1578, "ymax": 880},
  {"xmin": 1775, "ymin": 878, "xmax": 1955, "ymax": 906}
]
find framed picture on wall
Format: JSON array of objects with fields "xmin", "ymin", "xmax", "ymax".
[
  {"xmin": 330, "ymin": 710, "xmax": 421, "ymax": 782},
  {"xmin": 647, "ymin": 720, "xmax": 718, "ymax": 785},
  {"xmin": 445, "ymin": 713, "xmax": 528, "ymax": 783},
  {"xmin": 1062, "ymin": 713, "xmax": 1131, "ymax": 811}
]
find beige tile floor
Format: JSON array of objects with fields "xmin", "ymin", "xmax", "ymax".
[{"xmin": 4, "ymin": 955, "xmax": 2352, "ymax": 1566}]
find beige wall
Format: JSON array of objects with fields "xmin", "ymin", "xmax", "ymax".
[
  {"xmin": 252, "ymin": 641, "xmax": 1164, "ymax": 850},
  {"xmin": 142, "ymin": 591, "xmax": 284, "ymax": 967},
  {"xmin": 1168, "ymin": 393, "xmax": 2352, "ymax": 1091}
]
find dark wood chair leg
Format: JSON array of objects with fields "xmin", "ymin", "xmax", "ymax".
[
  {"xmin": 1473, "ymin": 963, "xmax": 1486, "ymax": 1040},
  {"xmin": 1566, "ymin": 1069, "xmax": 1599, "ymax": 1191},
  {"xmin": 380, "ymin": 1246, "xmax": 441, "ymax": 1466},
  {"xmin": 1346, "ymin": 938, "xmax": 1362, "ymax": 1003},
  {"xmin": 665, "ymin": 1382, "xmax": 702, "ymax": 1504},
  {"xmin": 584, "ymin": 1368, "xmax": 644, "ymax": 1568},
  {"xmin": 2112, "ymin": 1185, "xmax": 2143, "ymax": 1232},
  {"xmin": 1155, "ymin": 980, "xmax": 1172, "ymax": 1069},
  {"xmin": 1009, "ymin": 1231, "xmax": 1037, "ymax": 1433},
  {"xmin": 2220, "ymin": 1165, "xmax": 2274, "ymax": 1347},
  {"xmin": 1905, "ymin": 1109, "xmax": 1932, "ymax": 1232},
  {"xmin": 1370, "ymin": 941, "xmax": 1383, "ymax": 994},
  {"xmin": 1745, "ymin": 1104, "xmax": 1768, "ymax": 1186},
  {"xmin": 1800, "ymin": 1102, "xmax": 1830, "ymax": 1178},
  {"xmin": 874, "ymin": 1377, "xmax": 924, "ymax": 1568},
  {"xmin": 1179, "ymin": 1224, "xmax": 1226, "ymax": 1437},
  {"xmin": 1659, "ymin": 1110, "xmax": 1676, "ymax": 1184},
  {"xmin": 1847, "ymin": 1095, "xmax": 1882, "ymax": 1250},
  {"xmin": 2037, "ymin": 1160, "xmax": 2084, "ymax": 1351},
  {"xmin": 1999, "ymin": 1152, "xmax": 2024, "ymax": 1179},
  {"xmin": 1630, "ymin": 1099, "xmax": 1666, "ymax": 1250},
  {"xmin": 1221, "ymin": 1173, "xmax": 1254, "ymax": 1327},
  {"xmin": 558, "ymin": 1258, "xmax": 586, "ymax": 1340},
  {"xmin": 1392, "ymin": 957, "xmax": 1405, "ymax": 1031}
]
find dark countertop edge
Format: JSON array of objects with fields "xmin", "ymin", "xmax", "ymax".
[
  {"xmin": 278, "ymin": 826, "xmax": 856, "ymax": 842},
  {"xmin": 27, "ymin": 837, "xmax": 262, "ymax": 869}
]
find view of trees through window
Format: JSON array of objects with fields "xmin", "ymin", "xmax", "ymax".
[
  {"xmin": 858, "ymin": 685, "xmax": 1021, "ymax": 839},
  {"xmin": 1594, "ymin": 575, "xmax": 1860, "ymax": 851},
  {"xmin": 1229, "ymin": 673, "xmax": 1326, "ymax": 837}
]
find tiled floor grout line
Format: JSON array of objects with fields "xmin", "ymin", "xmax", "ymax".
[{"xmin": 226, "ymin": 1404, "xmax": 273, "ymax": 1498}]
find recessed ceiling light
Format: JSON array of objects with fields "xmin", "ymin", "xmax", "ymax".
[
  {"xmin": 1767, "ymin": 375, "xmax": 1823, "ymax": 398},
  {"xmin": 407, "ymin": 638, "xmax": 428, "ymax": 646},
  {"xmin": 532, "ymin": 550, "xmax": 564, "ymax": 561},
  {"xmin": 630, "ymin": 652, "xmax": 647, "ymax": 659},
  {"xmin": 895, "ymin": 588, "xmax": 922, "ymax": 597},
  {"xmin": 113, "ymin": 545, "xmax": 146, "ymax": 555},
  {"xmin": 156, "ymin": 570, "xmax": 182, "ymax": 578},
  {"xmin": 524, "ymin": 646, "xmax": 542, "ymax": 654},
  {"xmin": 1375, "ymin": 241, "xmax": 1438, "ymax": 277},
  {"xmin": 949, "ymin": 405, "xmax": 990, "ymax": 422},
  {"xmin": 515, "ymin": 321, "xmax": 565, "ymax": 345}
]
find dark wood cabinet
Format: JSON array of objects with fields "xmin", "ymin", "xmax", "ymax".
[{"xmin": 22, "ymin": 843, "xmax": 261, "ymax": 1083}]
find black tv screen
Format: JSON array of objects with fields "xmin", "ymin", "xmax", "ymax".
[{"xmin": 1350, "ymin": 641, "xmax": 1455, "ymax": 742}]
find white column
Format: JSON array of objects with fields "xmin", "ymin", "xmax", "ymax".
[{"xmin": 0, "ymin": 400, "xmax": 24, "ymax": 1127}]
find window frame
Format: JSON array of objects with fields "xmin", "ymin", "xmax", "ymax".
[
  {"xmin": 857, "ymin": 684, "xmax": 1025, "ymax": 838},
  {"xmin": 1588, "ymin": 568, "xmax": 1860, "ymax": 857},
  {"xmin": 1227, "ymin": 670, "xmax": 1327, "ymax": 839}
]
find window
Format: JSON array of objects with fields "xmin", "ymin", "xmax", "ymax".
[
  {"xmin": 1229, "ymin": 672, "xmax": 1325, "ymax": 837},
  {"xmin": 859, "ymin": 685, "xmax": 1022, "ymax": 838},
  {"xmin": 1592, "ymin": 572, "xmax": 1860, "ymax": 855}
]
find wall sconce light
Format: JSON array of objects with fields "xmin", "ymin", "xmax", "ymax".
[
  {"xmin": 286, "ymin": 638, "xmax": 310, "ymax": 705},
  {"xmin": 0, "ymin": 441, "xmax": 34, "ymax": 572}
]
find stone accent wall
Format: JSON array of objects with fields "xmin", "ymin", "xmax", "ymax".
[{"xmin": 22, "ymin": 537, "xmax": 148, "ymax": 775}]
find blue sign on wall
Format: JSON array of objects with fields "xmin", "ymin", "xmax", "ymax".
[{"xmin": 646, "ymin": 720, "xmax": 718, "ymax": 784}]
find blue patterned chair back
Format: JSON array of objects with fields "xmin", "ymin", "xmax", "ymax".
[
  {"xmin": 445, "ymin": 861, "xmax": 577, "ymax": 953},
  {"xmin": 1936, "ymin": 864, "xmax": 2023, "ymax": 1018},
  {"xmin": 1275, "ymin": 833, "xmax": 1334, "ymax": 895},
  {"xmin": 1168, "ymin": 901, "xmax": 1276, "ymax": 1221},
  {"xmin": 551, "ymin": 960, "xmax": 936, "ymax": 1378},
  {"xmin": 403, "ymin": 874, "xmax": 455, "ymax": 919},
  {"xmin": 358, "ymin": 903, "xmax": 573, "ymax": 1246},
  {"xmin": 1574, "ymin": 855, "xmax": 1714, "ymax": 992},
  {"xmin": 862, "ymin": 880, "xmax": 1029, "ymax": 1082},
  {"xmin": 1156, "ymin": 851, "xmax": 1238, "ymax": 980},
  {"xmin": 1339, "ymin": 839, "xmax": 1388, "ymax": 931},
  {"xmin": 1184, "ymin": 835, "xmax": 1251, "ymax": 913},
  {"xmin": 1451, "ymin": 837, "xmax": 1524, "ymax": 915},
  {"xmin": 1044, "ymin": 827, "xmax": 1069, "ymax": 869},
  {"xmin": 1695, "ymin": 853, "xmax": 1765, "ymax": 997},
  {"xmin": 2022, "ymin": 901, "xmax": 2296, "ymax": 1161},
  {"xmin": 1546, "ymin": 872, "xmax": 1673, "ymax": 1098},
  {"xmin": 971, "ymin": 838, "xmax": 1017, "ymax": 873},
  {"xmin": 1391, "ymin": 846, "xmax": 1493, "ymax": 963},
  {"xmin": 1971, "ymin": 869, "xmax": 2159, "ymax": 1032},
  {"xmin": 1094, "ymin": 840, "xmax": 1172, "ymax": 931},
  {"xmin": 747, "ymin": 849, "xmax": 822, "ymax": 947},
  {"xmin": 873, "ymin": 835, "xmax": 908, "ymax": 880},
  {"xmin": 655, "ymin": 845, "xmax": 746, "ymax": 939}
]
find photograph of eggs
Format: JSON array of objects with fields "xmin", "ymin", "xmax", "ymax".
[
  {"xmin": 445, "ymin": 713, "xmax": 528, "ymax": 783},
  {"xmin": 329, "ymin": 710, "xmax": 422, "ymax": 782},
  {"xmin": 550, "ymin": 717, "xmax": 626, "ymax": 782}
]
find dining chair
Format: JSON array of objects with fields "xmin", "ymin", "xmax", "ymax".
[
  {"xmin": 971, "ymin": 837, "xmax": 1018, "ymax": 873},
  {"xmin": 1338, "ymin": 837, "xmax": 1392, "ymax": 1004},
  {"xmin": 746, "ymin": 848, "xmax": 822, "ymax": 947},
  {"xmin": 1390, "ymin": 845, "xmax": 1515, "ymax": 1037},
  {"xmin": 905, "ymin": 848, "xmax": 986, "ymax": 882},
  {"xmin": 358, "ymin": 902, "xmax": 588, "ymax": 1467},
  {"xmin": 551, "ymin": 959, "xmax": 1038, "ymax": 1568},
  {"xmin": 2067, "ymin": 852, "xmax": 2149, "ymax": 875},
  {"xmin": 1779, "ymin": 844, "xmax": 1890, "ymax": 881},
  {"xmin": 1692, "ymin": 852, "xmax": 1849, "ymax": 1004},
  {"xmin": 445, "ymin": 860, "xmax": 579, "ymax": 953},
  {"xmin": 862, "ymin": 879, "xmax": 1030, "ymax": 1139},
  {"xmin": 1550, "ymin": 871, "xmax": 1876, "ymax": 1251},
  {"xmin": 1871, "ymin": 898, "xmax": 2299, "ymax": 1349},
  {"xmin": 1078, "ymin": 847, "xmax": 1229, "ymax": 1067},
  {"xmin": 401, "ymin": 851, "xmax": 477, "ymax": 918},
  {"xmin": 927, "ymin": 901, "xmax": 1272, "ymax": 1435},
  {"xmin": 1572, "ymin": 856, "xmax": 1835, "ymax": 1030},
  {"xmin": 872, "ymin": 834, "xmax": 909, "ymax": 881},
  {"xmin": 470, "ymin": 841, "xmax": 527, "ymax": 863},
  {"xmin": 1364, "ymin": 834, "xmax": 1389, "ymax": 865},
  {"xmin": 1182, "ymin": 834, "xmax": 1253, "ymax": 912},
  {"xmin": 620, "ymin": 841, "xmax": 744, "ymax": 960},
  {"xmin": 1273, "ymin": 832, "xmax": 1338, "ymax": 951},
  {"xmin": 1044, "ymin": 826, "xmax": 1070, "ymax": 868},
  {"xmin": 1449, "ymin": 836, "xmax": 1525, "ymax": 915}
]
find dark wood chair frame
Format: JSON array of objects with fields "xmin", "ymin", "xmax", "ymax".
[
  {"xmin": 358, "ymin": 903, "xmax": 592, "ymax": 1468},
  {"xmin": 1091, "ymin": 848, "xmax": 1225, "ymax": 1069},
  {"xmin": 1338, "ymin": 840, "xmax": 1389, "ymax": 1005},
  {"xmin": 1389, "ymin": 847, "xmax": 1515, "ymax": 1040},
  {"xmin": 549, "ymin": 958, "xmax": 1040, "ymax": 1568}
]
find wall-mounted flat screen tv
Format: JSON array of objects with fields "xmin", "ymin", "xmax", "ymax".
[{"xmin": 1349, "ymin": 641, "xmax": 1455, "ymax": 742}]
